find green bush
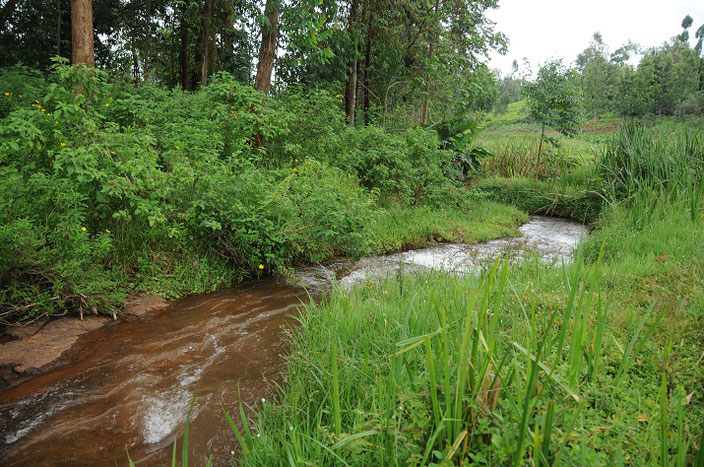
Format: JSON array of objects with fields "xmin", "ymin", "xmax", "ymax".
[{"xmin": 0, "ymin": 61, "xmax": 476, "ymax": 322}]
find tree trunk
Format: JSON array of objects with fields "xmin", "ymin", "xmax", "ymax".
[
  {"xmin": 200, "ymin": 0, "xmax": 213, "ymax": 87},
  {"xmin": 180, "ymin": 6, "xmax": 189, "ymax": 90},
  {"xmin": 130, "ymin": 18, "xmax": 139, "ymax": 83},
  {"xmin": 70, "ymin": 0, "xmax": 94, "ymax": 66},
  {"xmin": 223, "ymin": 2, "xmax": 236, "ymax": 71},
  {"xmin": 56, "ymin": 0, "xmax": 62, "ymax": 56},
  {"xmin": 362, "ymin": 4, "xmax": 372, "ymax": 125},
  {"xmin": 420, "ymin": 40, "xmax": 433, "ymax": 125},
  {"xmin": 344, "ymin": 0, "xmax": 359, "ymax": 124},
  {"xmin": 420, "ymin": 1, "xmax": 438, "ymax": 126},
  {"xmin": 536, "ymin": 124, "xmax": 545, "ymax": 177},
  {"xmin": 593, "ymin": 108, "xmax": 597, "ymax": 132},
  {"xmin": 143, "ymin": 0, "xmax": 152, "ymax": 81},
  {"xmin": 254, "ymin": 0, "xmax": 279, "ymax": 94}
]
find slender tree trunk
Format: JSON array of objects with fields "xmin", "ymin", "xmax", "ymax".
[
  {"xmin": 223, "ymin": 2, "xmax": 236, "ymax": 71},
  {"xmin": 420, "ymin": 1, "xmax": 438, "ymax": 125},
  {"xmin": 344, "ymin": 0, "xmax": 359, "ymax": 124},
  {"xmin": 56, "ymin": 0, "xmax": 62, "ymax": 56},
  {"xmin": 143, "ymin": 0, "xmax": 152, "ymax": 81},
  {"xmin": 254, "ymin": 0, "xmax": 279, "ymax": 94},
  {"xmin": 209, "ymin": 19, "xmax": 218, "ymax": 76},
  {"xmin": 179, "ymin": 6, "xmax": 190, "ymax": 90},
  {"xmin": 130, "ymin": 18, "xmax": 139, "ymax": 83},
  {"xmin": 70, "ymin": 0, "xmax": 94, "ymax": 66},
  {"xmin": 536, "ymin": 124, "xmax": 545, "ymax": 177},
  {"xmin": 420, "ymin": 40, "xmax": 433, "ymax": 125},
  {"xmin": 200, "ymin": 0, "xmax": 213, "ymax": 87},
  {"xmin": 362, "ymin": 4, "xmax": 372, "ymax": 125}
]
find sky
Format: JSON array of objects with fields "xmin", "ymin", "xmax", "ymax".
[{"xmin": 486, "ymin": 0, "xmax": 704, "ymax": 76}]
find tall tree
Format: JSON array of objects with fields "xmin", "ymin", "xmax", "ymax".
[
  {"xmin": 344, "ymin": 0, "xmax": 359, "ymax": 123},
  {"xmin": 179, "ymin": 4, "xmax": 190, "ymax": 90},
  {"xmin": 254, "ymin": 0, "xmax": 279, "ymax": 93},
  {"xmin": 200, "ymin": 0, "xmax": 214, "ymax": 87},
  {"xmin": 71, "ymin": 0, "xmax": 94, "ymax": 66}
]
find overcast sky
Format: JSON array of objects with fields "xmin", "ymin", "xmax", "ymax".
[{"xmin": 486, "ymin": 0, "xmax": 704, "ymax": 76}]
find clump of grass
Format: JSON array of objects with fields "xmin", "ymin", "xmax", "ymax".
[{"xmin": 475, "ymin": 176, "xmax": 604, "ymax": 223}]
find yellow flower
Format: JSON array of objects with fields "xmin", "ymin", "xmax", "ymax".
[
  {"xmin": 81, "ymin": 227, "xmax": 87, "ymax": 232},
  {"xmin": 258, "ymin": 264, "xmax": 264, "ymax": 269},
  {"xmin": 175, "ymin": 145, "xmax": 179, "ymax": 149},
  {"xmin": 105, "ymin": 103, "xmax": 109, "ymax": 107},
  {"xmin": 54, "ymin": 121, "xmax": 58, "ymax": 125},
  {"xmin": 34, "ymin": 100, "xmax": 40, "ymax": 104},
  {"xmin": 105, "ymin": 229, "xmax": 111, "ymax": 234},
  {"xmin": 295, "ymin": 158, "xmax": 298, "ymax": 162},
  {"xmin": 4, "ymin": 92, "xmax": 8, "ymax": 96},
  {"xmin": 60, "ymin": 142, "xmax": 66, "ymax": 147},
  {"xmin": 111, "ymin": 151, "xmax": 116, "ymax": 154}
]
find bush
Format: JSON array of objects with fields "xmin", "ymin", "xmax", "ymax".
[
  {"xmin": 674, "ymin": 92, "xmax": 704, "ymax": 118},
  {"xmin": 0, "ymin": 62, "xmax": 467, "ymax": 321}
]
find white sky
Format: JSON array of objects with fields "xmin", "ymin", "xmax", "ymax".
[{"xmin": 487, "ymin": 0, "xmax": 704, "ymax": 76}]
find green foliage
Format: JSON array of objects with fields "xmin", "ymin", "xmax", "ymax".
[
  {"xmin": 599, "ymin": 122, "xmax": 704, "ymax": 201},
  {"xmin": 523, "ymin": 60, "xmax": 584, "ymax": 138},
  {"xmin": 476, "ymin": 176, "xmax": 604, "ymax": 223},
  {"xmin": 238, "ymin": 203, "xmax": 704, "ymax": 463},
  {"xmin": 0, "ymin": 62, "xmax": 506, "ymax": 322}
]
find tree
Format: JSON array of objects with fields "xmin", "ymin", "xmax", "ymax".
[
  {"xmin": 254, "ymin": 0, "xmax": 279, "ymax": 94},
  {"xmin": 71, "ymin": 0, "xmax": 94, "ymax": 66},
  {"xmin": 578, "ymin": 33, "xmax": 615, "ymax": 129},
  {"xmin": 680, "ymin": 15, "xmax": 693, "ymax": 42},
  {"xmin": 522, "ymin": 60, "xmax": 583, "ymax": 175}
]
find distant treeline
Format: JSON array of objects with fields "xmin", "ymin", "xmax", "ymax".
[{"xmin": 495, "ymin": 17, "xmax": 704, "ymax": 120}]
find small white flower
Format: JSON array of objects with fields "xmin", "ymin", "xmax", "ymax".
[
  {"xmin": 289, "ymin": 426, "xmax": 294, "ymax": 431},
  {"xmin": 230, "ymin": 451, "xmax": 235, "ymax": 455},
  {"xmin": 256, "ymin": 433, "xmax": 261, "ymax": 438},
  {"xmin": 261, "ymin": 398, "xmax": 266, "ymax": 403}
]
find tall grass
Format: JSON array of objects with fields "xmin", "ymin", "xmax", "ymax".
[
  {"xmin": 227, "ymin": 250, "xmax": 698, "ymax": 464},
  {"xmin": 224, "ymin": 124, "xmax": 704, "ymax": 464},
  {"xmin": 600, "ymin": 123, "xmax": 704, "ymax": 201}
]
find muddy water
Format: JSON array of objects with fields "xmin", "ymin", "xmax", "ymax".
[{"xmin": 0, "ymin": 216, "xmax": 587, "ymax": 466}]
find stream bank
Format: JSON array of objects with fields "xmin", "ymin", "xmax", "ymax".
[{"xmin": 0, "ymin": 215, "xmax": 587, "ymax": 466}]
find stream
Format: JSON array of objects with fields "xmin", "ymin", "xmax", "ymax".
[{"xmin": 0, "ymin": 216, "xmax": 587, "ymax": 466}]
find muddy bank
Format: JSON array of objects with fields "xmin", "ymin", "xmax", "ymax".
[{"xmin": 0, "ymin": 296, "xmax": 170, "ymax": 389}]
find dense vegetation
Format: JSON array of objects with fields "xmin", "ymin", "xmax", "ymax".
[
  {"xmin": 0, "ymin": 61, "xmax": 526, "ymax": 322},
  {"xmin": 2, "ymin": 0, "xmax": 704, "ymax": 465},
  {"xmin": 496, "ymin": 22, "xmax": 704, "ymax": 121},
  {"xmin": 232, "ymin": 122, "xmax": 704, "ymax": 465}
]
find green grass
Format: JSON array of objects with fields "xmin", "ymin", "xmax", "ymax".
[
  {"xmin": 366, "ymin": 201, "xmax": 527, "ymax": 254},
  {"xmin": 227, "ymin": 122, "xmax": 704, "ymax": 466},
  {"xmin": 232, "ymin": 196, "xmax": 704, "ymax": 465},
  {"xmin": 475, "ymin": 176, "xmax": 604, "ymax": 223}
]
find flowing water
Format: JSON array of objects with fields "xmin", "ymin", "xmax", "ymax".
[{"xmin": 0, "ymin": 216, "xmax": 587, "ymax": 466}]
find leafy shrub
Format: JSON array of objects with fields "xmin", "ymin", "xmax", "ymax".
[
  {"xmin": 330, "ymin": 126, "xmax": 453, "ymax": 203},
  {"xmin": 674, "ymin": 92, "xmax": 704, "ymax": 118},
  {"xmin": 0, "ymin": 62, "xmax": 465, "ymax": 321}
]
